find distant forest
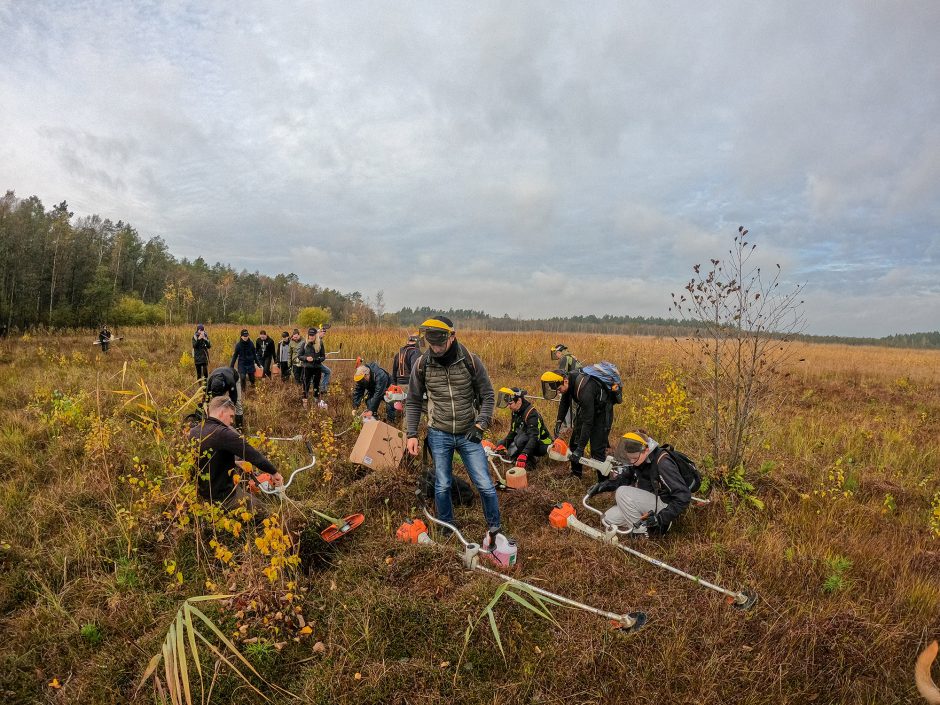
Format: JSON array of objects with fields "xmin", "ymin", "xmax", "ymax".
[{"xmin": 2, "ymin": 190, "xmax": 937, "ymax": 349}]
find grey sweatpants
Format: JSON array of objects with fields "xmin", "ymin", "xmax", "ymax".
[{"xmin": 602, "ymin": 486, "xmax": 668, "ymax": 532}]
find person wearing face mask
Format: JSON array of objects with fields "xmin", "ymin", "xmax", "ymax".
[
  {"xmin": 588, "ymin": 430, "xmax": 692, "ymax": 536},
  {"xmin": 405, "ymin": 316, "xmax": 506, "ymax": 543}
]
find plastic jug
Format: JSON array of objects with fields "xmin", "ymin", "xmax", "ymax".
[{"xmin": 483, "ymin": 531, "xmax": 518, "ymax": 568}]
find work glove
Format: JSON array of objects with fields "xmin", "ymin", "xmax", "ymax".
[
  {"xmin": 569, "ymin": 447, "xmax": 583, "ymax": 465},
  {"xmin": 554, "ymin": 420, "xmax": 562, "ymax": 437},
  {"xmin": 465, "ymin": 424, "xmax": 485, "ymax": 444},
  {"xmin": 635, "ymin": 512, "xmax": 662, "ymax": 532},
  {"xmin": 515, "ymin": 454, "xmax": 527, "ymax": 469},
  {"xmin": 587, "ymin": 480, "xmax": 618, "ymax": 497}
]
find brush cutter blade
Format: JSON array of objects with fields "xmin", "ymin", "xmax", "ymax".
[
  {"xmin": 319, "ymin": 513, "xmax": 365, "ymax": 543},
  {"xmin": 729, "ymin": 588, "xmax": 758, "ymax": 611},
  {"xmin": 611, "ymin": 612, "xmax": 648, "ymax": 633}
]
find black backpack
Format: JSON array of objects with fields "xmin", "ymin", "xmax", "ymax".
[{"xmin": 654, "ymin": 444, "xmax": 702, "ymax": 493}]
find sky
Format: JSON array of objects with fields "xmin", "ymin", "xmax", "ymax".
[{"xmin": 1, "ymin": 1, "xmax": 938, "ymax": 337}]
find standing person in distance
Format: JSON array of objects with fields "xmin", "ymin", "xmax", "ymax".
[
  {"xmin": 392, "ymin": 333, "xmax": 421, "ymax": 386},
  {"xmin": 405, "ymin": 316, "xmax": 508, "ymax": 547},
  {"xmin": 288, "ymin": 329, "xmax": 304, "ymax": 384},
  {"xmin": 550, "ymin": 343, "xmax": 580, "ymax": 373},
  {"xmin": 98, "ymin": 325, "xmax": 113, "ymax": 352},
  {"xmin": 298, "ymin": 327, "xmax": 327, "ymax": 408},
  {"xmin": 277, "ymin": 331, "xmax": 292, "ymax": 383},
  {"xmin": 230, "ymin": 329, "xmax": 261, "ymax": 394},
  {"xmin": 255, "ymin": 330, "xmax": 276, "ymax": 379},
  {"xmin": 318, "ymin": 324, "xmax": 332, "ymax": 395},
  {"xmin": 192, "ymin": 324, "xmax": 211, "ymax": 380}
]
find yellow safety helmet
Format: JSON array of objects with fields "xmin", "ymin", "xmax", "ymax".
[
  {"xmin": 620, "ymin": 431, "xmax": 649, "ymax": 453},
  {"xmin": 418, "ymin": 317, "xmax": 455, "ymax": 346},
  {"xmin": 496, "ymin": 386, "xmax": 524, "ymax": 408},
  {"xmin": 540, "ymin": 370, "xmax": 565, "ymax": 400}
]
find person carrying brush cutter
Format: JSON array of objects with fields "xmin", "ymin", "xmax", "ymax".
[
  {"xmin": 589, "ymin": 430, "xmax": 691, "ymax": 536},
  {"xmin": 494, "ymin": 387, "xmax": 552, "ymax": 470},
  {"xmin": 405, "ymin": 316, "xmax": 509, "ymax": 545},
  {"xmin": 541, "ymin": 369, "xmax": 615, "ymax": 480},
  {"xmin": 189, "ymin": 396, "xmax": 282, "ymax": 510}
]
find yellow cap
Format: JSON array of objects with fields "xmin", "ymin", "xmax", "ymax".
[{"xmin": 354, "ymin": 365, "xmax": 369, "ymax": 381}]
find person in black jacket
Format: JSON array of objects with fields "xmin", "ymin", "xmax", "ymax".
[
  {"xmin": 205, "ymin": 366, "xmax": 243, "ymax": 429},
  {"xmin": 98, "ymin": 325, "xmax": 113, "ymax": 352},
  {"xmin": 192, "ymin": 324, "xmax": 211, "ymax": 380},
  {"xmin": 494, "ymin": 387, "xmax": 552, "ymax": 469},
  {"xmin": 352, "ymin": 362, "xmax": 395, "ymax": 422},
  {"xmin": 231, "ymin": 329, "xmax": 261, "ymax": 392},
  {"xmin": 588, "ymin": 430, "xmax": 691, "ymax": 536},
  {"xmin": 298, "ymin": 327, "xmax": 327, "ymax": 408},
  {"xmin": 188, "ymin": 396, "xmax": 282, "ymax": 509},
  {"xmin": 542, "ymin": 369, "xmax": 615, "ymax": 479},
  {"xmin": 255, "ymin": 330, "xmax": 276, "ymax": 378}
]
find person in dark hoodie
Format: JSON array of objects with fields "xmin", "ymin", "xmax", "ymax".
[
  {"xmin": 391, "ymin": 333, "xmax": 421, "ymax": 386},
  {"xmin": 541, "ymin": 368, "xmax": 615, "ymax": 480},
  {"xmin": 189, "ymin": 396, "xmax": 282, "ymax": 509},
  {"xmin": 588, "ymin": 430, "xmax": 691, "ymax": 536},
  {"xmin": 230, "ymin": 329, "xmax": 261, "ymax": 392},
  {"xmin": 493, "ymin": 387, "xmax": 552, "ymax": 469},
  {"xmin": 352, "ymin": 362, "xmax": 395, "ymax": 423},
  {"xmin": 192, "ymin": 324, "xmax": 211, "ymax": 380},
  {"xmin": 255, "ymin": 330, "xmax": 276, "ymax": 378},
  {"xmin": 205, "ymin": 365, "xmax": 243, "ymax": 429},
  {"xmin": 405, "ymin": 316, "xmax": 506, "ymax": 542}
]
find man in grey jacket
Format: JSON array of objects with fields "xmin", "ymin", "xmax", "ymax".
[{"xmin": 405, "ymin": 316, "xmax": 504, "ymax": 539}]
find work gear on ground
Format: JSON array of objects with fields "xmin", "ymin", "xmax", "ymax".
[
  {"xmin": 188, "ymin": 416, "xmax": 278, "ymax": 504},
  {"xmin": 352, "ymin": 361, "xmax": 395, "ymax": 422}
]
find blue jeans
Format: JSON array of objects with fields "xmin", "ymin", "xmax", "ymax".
[
  {"xmin": 320, "ymin": 364, "xmax": 331, "ymax": 392},
  {"xmin": 426, "ymin": 427, "xmax": 501, "ymax": 531}
]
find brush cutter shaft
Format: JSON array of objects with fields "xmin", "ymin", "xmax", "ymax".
[
  {"xmin": 260, "ymin": 453, "xmax": 315, "ymax": 495},
  {"xmin": 422, "ymin": 507, "xmax": 474, "ymax": 548},
  {"xmin": 472, "ymin": 562, "xmax": 640, "ymax": 628}
]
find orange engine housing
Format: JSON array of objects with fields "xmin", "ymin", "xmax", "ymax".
[
  {"xmin": 549, "ymin": 502, "xmax": 576, "ymax": 529},
  {"xmin": 396, "ymin": 519, "xmax": 429, "ymax": 544}
]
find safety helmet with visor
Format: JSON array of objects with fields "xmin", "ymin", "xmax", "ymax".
[
  {"xmin": 550, "ymin": 343, "xmax": 569, "ymax": 361},
  {"xmin": 540, "ymin": 370, "xmax": 566, "ymax": 400},
  {"xmin": 418, "ymin": 317, "xmax": 455, "ymax": 347},
  {"xmin": 496, "ymin": 386, "xmax": 525, "ymax": 409}
]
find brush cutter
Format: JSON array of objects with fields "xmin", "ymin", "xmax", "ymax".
[
  {"xmin": 93, "ymin": 336, "xmax": 124, "ymax": 345},
  {"xmin": 250, "ymin": 439, "xmax": 365, "ymax": 543},
  {"xmin": 548, "ymin": 438, "xmax": 616, "ymax": 476},
  {"xmin": 548, "ymin": 496, "xmax": 757, "ymax": 610},
  {"xmin": 396, "ymin": 509, "xmax": 646, "ymax": 632},
  {"xmin": 481, "ymin": 441, "xmax": 527, "ymax": 490}
]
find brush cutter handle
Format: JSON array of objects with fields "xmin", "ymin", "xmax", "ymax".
[
  {"xmin": 259, "ymin": 450, "xmax": 316, "ymax": 495},
  {"xmin": 421, "ymin": 506, "xmax": 488, "ymax": 551}
]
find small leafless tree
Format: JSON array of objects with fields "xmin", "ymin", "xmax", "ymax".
[{"xmin": 670, "ymin": 226, "xmax": 805, "ymax": 474}]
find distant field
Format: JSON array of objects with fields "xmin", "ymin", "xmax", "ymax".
[{"xmin": 0, "ymin": 325, "xmax": 938, "ymax": 704}]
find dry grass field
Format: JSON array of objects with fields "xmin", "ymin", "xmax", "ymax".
[{"xmin": 0, "ymin": 325, "xmax": 938, "ymax": 704}]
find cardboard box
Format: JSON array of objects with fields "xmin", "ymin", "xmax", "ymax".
[{"xmin": 348, "ymin": 420, "xmax": 407, "ymax": 471}]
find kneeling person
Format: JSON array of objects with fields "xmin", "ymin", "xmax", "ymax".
[
  {"xmin": 591, "ymin": 430, "xmax": 691, "ymax": 535},
  {"xmin": 189, "ymin": 397, "xmax": 283, "ymax": 510},
  {"xmin": 353, "ymin": 362, "xmax": 396, "ymax": 423},
  {"xmin": 495, "ymin": 387, "xmax": 551, "ymax": 469}
]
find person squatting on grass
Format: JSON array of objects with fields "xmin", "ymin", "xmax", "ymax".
[
  {"xmin": 192, "ymin": 324, "xmax": 211, "ymax": 380},
  {"xmin": 589, "ymin": 430, "xmax": 691, "ymax": 536},
  {"xmin": 298, "ymin": 327, "xmax": 327, "ymax": 408},
  {"xmin": 494, "ymin": 387, "xmax": 552, "ymax": 470},
  {"xmin": 255, "ymin": 330, "xmax": 276, "ymax": 378},
  {"xmin": 230, "ymin": 329, "xmax": 261, "ymax": 392},
  {"xmin": 405, "ymin": 316, "xmax": 506, "ymax": 539},
  {"xmin": 352, "ymin": 362, "xmax": 395, "ymax": 423},
  {"xmin": 189, "ymin": 396, "xmax": 282, "ymax": 511}
]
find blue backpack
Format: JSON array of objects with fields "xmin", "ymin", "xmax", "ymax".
[{"xmin": 580, "ymin": 362, "xmax": 623, "ymax": 405}]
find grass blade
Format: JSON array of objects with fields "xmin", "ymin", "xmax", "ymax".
[
  {"xmin": 193, "ymin": 630, "xmax": 272, "ymax": 703},
  {"xmin": 485, "ymin": 608, "xmax": 505, "ymax": 661},
  {"xmin": 503, "ymin": 589, "xmax": 558, "ymax": 625},
  {"xmin": 175, "ymin": 609, "xmax": 193, "ymax": 705}
]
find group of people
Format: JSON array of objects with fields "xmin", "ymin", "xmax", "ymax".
[{"xmin": 188, "ymin": 316, "xmax": 692, "ymax": 550}]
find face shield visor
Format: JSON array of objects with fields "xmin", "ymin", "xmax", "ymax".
[
  {"xmin": 496, "ymin": 387, "xmax": 522, "ymax": 408},
  {"xmin": 540, "ymin": 371, "xmax": 564, "ymax": 400}
]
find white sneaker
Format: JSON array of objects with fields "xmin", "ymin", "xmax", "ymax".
[{"xmin": 317, "ymin": 400, "xmax": 328, "ymax": 409}]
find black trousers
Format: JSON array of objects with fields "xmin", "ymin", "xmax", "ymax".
[
  {"xmin": 302, "ymin": 366, "xmax": 322, "ymax": 400},
  {"xmin": 261, "ymin": 357, "xmax": 273, "ymax": 377},
  {"xmin": 279, "ymin": 361, "xmax": 291, "ymax": 381},
  {"xmin": 195, "ymin": 363, "xmax": 208, "ymax": 380},
  {"xmin": 570, "ymin": 407, "xmax": 610, "ymax": 478}
]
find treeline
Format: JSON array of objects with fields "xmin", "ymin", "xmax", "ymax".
[
  {"xmin": 393, "ymin": 307, "xmax": 940, "ymax": 350},
  {"xmin": 0, "ymin": 191, "xmax": 374, "ymax": 328}
]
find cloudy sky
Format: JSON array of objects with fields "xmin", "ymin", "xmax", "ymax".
[{"xmin": 2, "ymin": 2, "xmax": 938, "ymax": 336}]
